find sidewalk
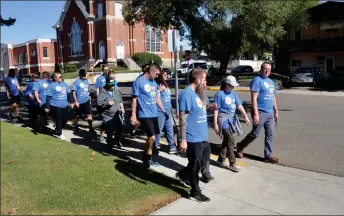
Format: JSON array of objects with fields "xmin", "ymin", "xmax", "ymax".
[{"xmin": 41, "ymin": 122, "xmax": 344, "ymax": 215}]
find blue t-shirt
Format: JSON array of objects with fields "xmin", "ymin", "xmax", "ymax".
[
  {"xmin": 25, "ymin": 81, "xmax": 38, "ymax": 106},
  {"xmin": 205, "ymin": 90, "xmax": 209, "ymax": 105},
  {"xmin": 158, "ymin": 84, "xmax": 172, "ymax": 112},
  {"xmin": 179, "ymin": 86, "xmax": 208, "ymax": 142},
  {"xmin": 5, "ymin": 77, "xmax": 19, "ymax": 96},
  {"xmin": 46, "ymin": 82, "xmax": 71, "ymax": 108},
  {"xmin": 33, "ymin": 79, "xmax": 51, "ymax": 105},
  {"xmin": 95, "ymin": 74, "xmax": 106, "ymax": 89},
  {"xmin": 214, "ymin": 90, "xmax": 242, "ymax": 129},
  {"xmin": 72, "ymin": 78, "xmax": 90, "ymax": 104},
  {"xmin": 132, "ymin": 76, "xmax": 159, "ymax": 118},
  {"xmin": 250, "ymin": 76, "xmax": 276, "ymax": 114}
]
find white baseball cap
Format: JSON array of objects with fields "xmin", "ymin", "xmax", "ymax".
[{"xmin": 224, "ymin": 75, "xmax": 239, "ymax": 87}]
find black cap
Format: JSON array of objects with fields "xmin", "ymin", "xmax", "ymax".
[{"xmin": 105, "ymin": 77, "xmax": 117, "ymax": 86}]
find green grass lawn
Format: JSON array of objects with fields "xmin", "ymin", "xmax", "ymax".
[{"xmin": 1, "ymin": 122, "xmax": 186, "ymax": 215}]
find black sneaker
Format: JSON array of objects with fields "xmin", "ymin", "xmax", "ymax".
[
  {"xmin": 99, "ymin": 136, "xmax": 106, "ymax": 144},
  {"xmin": 200, "ymin": 176, "xmax": 214, "ymax": 183},
  {"xmin": 73, "ymin": 126, "xmax": 80, "ymax": 132},
  {"xmin": 189, "ymin": 193, "xmax": 211, "ymax": 203},
  {"xmin": 114, "ymin": 142, "xmax": 123, "ymax": 149},
  {"xmin": 169, "ymin": 147, "xmax": 178, "ymax": 154},
  {"xmin": 16, "ymin": 116, "xmax": 23, "ymax": 121},
  {"xmin": 175, "ymin": 172, "xmax": 191, "ymax": 188},
  {"xmin": 7, "ymin": 113, "xmax": 13, "ymax": 121},
  {"xmin": 130, "ymin": 130, "xmax": 137, "ymax": 138},
  {"xmin": 89, "ymin": 128, "xmax": 96, "ymax": 133},
  {"xmin": 143, "ymin": 159, "xmax": 160, "ymax": 169}
]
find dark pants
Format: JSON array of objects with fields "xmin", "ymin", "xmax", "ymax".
[
  {"xmin": 179, "ymin": 141, "xmax": 211, "ymax": 195},
  {"xmin": 39, "ymin": 105, "xmax": 48, "ymax": 129},
  {"xmin": 218, "ymin": 129, "xmax": 236, "ymax": 164},
  {"xmin": 238, "ymin": 111, "xmax": 275, "ymax": 158},
  {"xmin": 104, "ymin": 112, "xmax": 123, "ymax": 147},
  {"xmin": 50, "ymin": 106, "xmax": 69, "ymax": 136},
  {"xmin": 27, "ymin": 105, "xmax": 39, "ymax": 130}
]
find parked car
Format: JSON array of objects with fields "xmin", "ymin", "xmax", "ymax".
[
  {"xmin": 17, "ymin": 74, "xmax": 32, "ymax": 86},
  {"xmin": 291, "ymin": 67, "xmax": 317, "ymax": 86},
  {"xmin": 231, "ymin": 65, "xmax": 254, "ymax": 73},
  {"xmin": 174, "ymin": 61, "xmax": 209, "ymax": 78},
  {"xmin": 325, "ymin": 66, "xmax": 344, "ymax": 89}
]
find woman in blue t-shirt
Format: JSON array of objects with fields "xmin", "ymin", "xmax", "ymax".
[
  {"xmin": 213, "ymin": 76, "xmax": 250, "ymax": 172},
  {"xmin": 5, "ymin": 69, "xmax": 23, "ymax": 121},
  {"xmin": 154, "ymin": 68, "xmax": 178, "ymax": 154},
  {"xmin": 24, "ymin": 72, "xmax": 40, "ymax": 132}
]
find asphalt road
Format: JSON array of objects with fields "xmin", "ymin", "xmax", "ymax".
[{"xmin": 1, "ymin": 84, "xmax": 344, "ymax": 177}]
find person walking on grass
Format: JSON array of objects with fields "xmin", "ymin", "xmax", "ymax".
[
  {"xmin": 153, "ymin": 68, "xmax": 178, "ymax": 154},
  {"xmin": 5, "ymin": 68, "xmax": 23, "ymax": 121},
  {"xmin": 72, "ymin": 69, "xmax": 95, "ymax": 133},
  {"xmin": 34, "ymin": 71, "xmax": 52, "ymax": 132},
  {"xmin": 213, "ymin": 76, "xmax": 250, "ymax": 172},
  {"xmin": 176, "ymin": 69, "xmax": 211, "ymax": 203},
  {"xmin": 236, "ymin": 62, "xmax": 280, "ymax": 164},
  {"xmin": 24, "ymin": 72, "xmax": 41, "ymax": 132},
  {"xmin": 95, "ymin": 64, "xmax": 110, "ymax": 143},
  {"xmin": 130, "ymin": 64, "xmax": 168, "ymax": 169},
  {"xmin": 45, "ymin": 72, "xmax": 74, "ymax": 140}
]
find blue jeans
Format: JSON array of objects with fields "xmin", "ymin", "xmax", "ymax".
[
  {"xmin": 238, "ymin": 111, "xmax": 275, "ymax": 158},
  {"xmin": 154, "ymin": 110, "xmax": 176, "ymax": 149}
]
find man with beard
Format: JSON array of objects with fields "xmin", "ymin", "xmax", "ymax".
[{"xmin": 176, "ymin": 69, "xmax": 211, "ymax": 202}]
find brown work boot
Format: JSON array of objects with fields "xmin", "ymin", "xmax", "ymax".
[{"xmin": 265, "ymin": 156, "xmax": 280, "ymax": 164}]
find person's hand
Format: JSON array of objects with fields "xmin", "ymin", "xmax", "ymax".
[
  {"xmin": 253, "ymin": 114, "xmax": 259, "ymax": 126},
  {"xmin": 7, "ymin": 95, "xmax": 11, "ymax": 100},
  {"xmin": 214, "ymin": 124, "xmax": 219, "ymax": 134},
  {"xmin": 68, "ymin": 103, "xmax": 74, "ymax": 109},
  {"xmin": 121, "ymin": 108, "xmax": 125, "ymax": 114},
  {"xmin": 75, "ymin": 101, "xmax": 80, "ymax": 108},
  {"xmin": 108, "ymin": 100, "xmax": 114, "ymax": 106},
  {"xmin": 245, "ymin": 116, "xmax": 251, "ymax": 125},
  {"xmin": 130, "ymin": 115, "xmax": 137, "ymax": 126},
  {"xmin": 44, "ymin": 108, "xmax": 49, "ymax": 113},
  {"xmin": 37, "ymin": 99, "xmax": 42, "ymax": 104},
  {"xmin": 163, "ymin": 112, "xmax": 169, "ymax": 120},
  {"xmin": 179, "ymin": 139, "xmax": 187, "ymax": 152},
  {"xmin": 274, "ymin": 111, "xmax": 278, "ymax": 127}
]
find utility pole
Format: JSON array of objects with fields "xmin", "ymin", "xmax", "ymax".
[{"xmin": 172, "ymin": 29, "xmax": 180, "ymax": 144}]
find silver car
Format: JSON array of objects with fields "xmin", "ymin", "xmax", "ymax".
[{"xmin": 291, "ymin": 67, "xmax": 316, "ymax": 86}]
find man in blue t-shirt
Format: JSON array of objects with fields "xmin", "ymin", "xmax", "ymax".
[
  {"xmin": 237, "ymin": 62, "xmax": 280, "ymax": 164},
  {"xmin": 5, "ymin": 68, "xmax": 23, "ymax": 121},
  {"xmin": 34, "ymin": 71, "xmax": 52, "ymax": 131},
  {"xmin": 131, "ymin": 64, "xmax": 167, "ymax": 169},
  {"xmin": 25, "ymin": 72, "xmax": 40, "ymax": 132},
  {"xmin": 72, "ymin": 69, "xmax": 95, "ymax": 133},
  {"xmin": 176, "ymin": 69, "xmax": 211, "ymax": 203}
]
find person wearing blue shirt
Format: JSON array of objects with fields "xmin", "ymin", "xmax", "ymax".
[
  {"xmin": 237, "ymin": 62, "xmax": 280, "ymax": 164},
  {"xmin": 72, "ymin": 69, "xmax": 95, "ymax": 133},
  {"xmin": 130, "ymin": 64, "xmax": 167, "ymax": 169},
  {"xmin": 153, "ymin": 68, "xmax": 178, "ymax": 154},
  {"xmin": 25, "ymin": 72, "xmax": 40, "ymax": 132},
  {"xmin": 176, "ymin": 69, "xmax": 212, "ymax": 203},
  {"xmin": 45, "ymin": 72, "xmax": 74, "ymax": 140},
  {"xmin": 33, "ymin": 71, "xmax": 52, "ymax": 131},
  {"xmin": 213, "ymin": 76, "xmax": 250, "ymax": 172},
  {"xmin": 5, "ymin": 69, "xmax": 23, "ymax": 121}
]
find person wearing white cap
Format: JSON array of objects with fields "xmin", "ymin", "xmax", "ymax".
[{"xmin": 213, "ymin": 75, "xmax": 250, "ymax": 172}]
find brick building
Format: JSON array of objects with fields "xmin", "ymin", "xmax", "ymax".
[
  {"xmin": 276, "ymin": 1, "xmax": 344, "ymax": 77},
  {"xmin": 52, "ymin": 0, "xmax": 176, "ymax": 69},
  {"xmin": 1, "ymin": 39, "xmax": 57, "ymax": 75}
]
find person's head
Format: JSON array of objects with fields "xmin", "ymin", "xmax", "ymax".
[
  {"xmin": 189, "ymin": 69, "xmax": 207, "ymax": 103},
  {"xmin": 107, "ymin": 70, "xmax": 116, "ymax": 80},
  {"xmin": 53, "ymin": 72, "xmax": 63, "ymax": 83},
  {"xmin": 141, "ymin": 63, "xmax": 150, "ymax": 73},
  {"xmin": 102, "ymin": 64, "xmax": 109, "ymax": 75},
  {"xmin": 260, "ymin": 62, "xmax": 271, "ymax": 78},
  {"xmin": 8, "ymin": 68, "xmax": 16, "ymax": 78},
  {"xmin": 145, "ymin": 64, "xmax": 159, "ymax": 81},
  {"xmin": 220, "ymin": 75, "xmax": 239, "ymax": 91},
  {"xmin": 156, "ymin": 68, "xmax": 168, "ymax": 87},
  {"xmin": 31, "ymin": 72, "xmax": 40, "ymax": 82},
  {"xmin": 105, "ymin": 77, "xmax": 117, "ymax": 91},
  {"xmin": 79, "ymin": 69, "xmax": 87, "ymax": 80},
  {"xmin": 42, "ymin": 71, "xmax": 50, "ymax": 81}
]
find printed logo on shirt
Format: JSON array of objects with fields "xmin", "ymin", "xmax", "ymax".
[
  {"xmin": 167, "ymin": 88, "xmax": 171, "ymax": 95},
  {"xmin": 225, "ymin": 96, "xmax": 232, "ymax": 105},
  {"xmin": 144, "ymin": 84, "xmax": 152, "ymax": 93},
  {"xmin": 151, "ymin": 89, "xmax": 157, "ymax": 97},
  {"xmin": 11, "ymin": 79, "xmax": 16, "ymax": 84},
  {"xmin": 84, "ymin": 87, "xmax": 88, "ymax": 92},
  {"xmin": 196, "ymin": 97, "xmax": 203, "ymax": 108},
  {"xmin": 56, "ymin": 86, "xmax": 62, "ymax": 92},
  {"xmin": 43, "ymin": 83, "xmax": 48, "ymax": 88},
  {"xmin": 264, "ymin": 81, "xmax": 275, "ymax": 94},
  {"xmin": 231, "ymin": 104, "xmax": 236, "ymax": 109},
  {"xmin": 80, "ymin": 83, "xmax": 85, "ymax": 88},
  {"xmin": 61, "ymin": 87, "xmax": 67, "ymax": 95}
]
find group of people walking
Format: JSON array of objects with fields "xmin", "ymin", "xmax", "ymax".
[{"xmin": 4, "ymin": 61, "xmax": 279, "ymax": 203}]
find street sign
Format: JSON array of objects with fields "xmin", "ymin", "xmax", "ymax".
[{"xmin": 168, "ymin": 29, "xmax": 180, "ymax": 52}]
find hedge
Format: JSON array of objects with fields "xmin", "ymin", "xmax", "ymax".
[
  {"xmin": 64, "ymin": 64, "xmax": 78, "ymax": 73},
  {"xmin": 132, "ymin": 52, "xmax": 162, "ymax": 67}
]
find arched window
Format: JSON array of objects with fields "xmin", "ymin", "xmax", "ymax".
[
  {"xmin": 70, "ymin": 21, "xmax": 82, "ymax": 56},
  {"xmin": 145, "ymin": 26, "xmax": 161, "ymax": 53}
]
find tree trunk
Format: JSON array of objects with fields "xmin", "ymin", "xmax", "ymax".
[{"xmin": 219, "ymin": 58, "xmax": 230, "ymax": 76}]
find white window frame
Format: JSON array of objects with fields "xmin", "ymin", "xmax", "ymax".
[
  {"xmin": 145, "ymin": 26, "xmax": 161, "ymax": 53},
  {"xmin": 97, "ymin": 3, "xmax": 103, "ymax": 18},
  {"xmin": 115, "ymin": 2, "xmax": 123, "ymax": 19},
  {"xmin": 69, "ymin": 21, "xmax": 83, "ymax": 57},
  {"xmin": 43, "ymin": 47, "xmax": 49, "ymax": 59}
]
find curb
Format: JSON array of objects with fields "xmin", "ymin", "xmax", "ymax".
[{"xmin": 178, "ymin": 85, "xmax": 251, "ymax": 92}]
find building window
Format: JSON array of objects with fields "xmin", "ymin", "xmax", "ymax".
[
  {"xmin": 115, "ymin": 2, "xmax": 123, "ymax": 19},
  {"xmin": 97, "ymin": 3, "xmax": 103, "ymax": 18},
  {"xmin": 43, "ymin": 47, "xmax": 48, "ymax": 58},
  {"xmin": 294, "ymin": 29, "xmax": 302, "ymax": 40},
  {"xmin": 31, "ymin": 50, "xmax": 36, "ymax": 57},
  {"xmin": 145, "ymin": 26, "xmax": 161, "ymax": 53},
  {"xmin": 291, "ymin": 60, "xmax": 302, "ymax": 66},
  {"xmin": 70, "ymin": 21, "xmax": 82, "ymax": 56}
]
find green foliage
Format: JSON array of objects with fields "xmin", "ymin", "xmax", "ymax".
[
  {"xmin": 132, "ymin": 52, "xmax": 162, "ymax": 67},
  {"xmin": 63, "ymin": 64, "xmax": 78, "ymax": 73},
  {"xmin": 0, "ymin": 15, "xmax": 16, "ymax": 27}
]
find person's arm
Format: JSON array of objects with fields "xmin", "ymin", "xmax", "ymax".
[
  {"xmin": 131, "ymin": 97, "xmax": 138, "ymax": 117},
  {"xmin": 213, "ymin": 108, "xmax": 219, "ymax": 133},
  {"xmin": 251, "ymin": 92, "xmax": 259, "ymax": 124},
  {"xmin": 34, "ymin": 91, "xmax": 41, "ymax": 104},
  {"xmin": 238, "ymin": 105, "xmax": 250, "ymax": 125},
  {"xmin": 273, "ymin": 95, "xmax": 278, "ymax": 122},
  {"xmin": 5, "ymin": 86, "xmax": 10, "ymax": 99},
  {"xmin": 96, "ymin": 88, "xmax": 100, "ymax": 96},
  {"xmin": 131, "ymin": 80, "xmax": 140, "ymax": 124},
  {"xmin": 72, "ymin": 91, "xmax": 78, "ymax": 105},
  {"xmin": 156, "ymin": 96, "xmax": 166, "ymax": 113}
]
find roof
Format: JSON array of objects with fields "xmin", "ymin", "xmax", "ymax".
[
  {"xmin": 307, "ymin": 1, "xmax": 344, "ymax": 23},
  {"xmin": 52, "ymin": 0, "xmax": 95, "ymax": 30}
]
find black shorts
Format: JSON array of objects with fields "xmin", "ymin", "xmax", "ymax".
[
  {"xmin": 10, "ymin": 95, "xmax": 20, "ymax": 105},
  {"xmin": 76, "ymin": 101, "xmax": 92, "ymax": 116},
  {"xmin": 139, "ymin": 117, "xmax": 160, "ymax": 137}
]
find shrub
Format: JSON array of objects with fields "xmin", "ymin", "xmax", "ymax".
[
  {"xmin": 63, "ymin": 64, "xmax": 78, "ymax": 73},
  {"xmin": 132, "ymin": 52, "xmax": 162, "ymax": 67}
]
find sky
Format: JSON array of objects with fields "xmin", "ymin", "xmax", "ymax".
[{"xmin": 0, "ymin": 1, "xmax": 192, "ymax": 49}]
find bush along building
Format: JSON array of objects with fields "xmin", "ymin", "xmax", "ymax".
[{"xmin": 52, "ymin": 0, "xmax": 178, "ymax": 70}]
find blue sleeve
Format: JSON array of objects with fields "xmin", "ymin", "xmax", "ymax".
[
  {"xmin": 155, "ymin": 82, "xmax": 159, "ymax": 99},
  {"xmin": 72, "ymin": 80, "xmax": 78, "ymax": 91},
  {"xmin": 46, "ymin": 84, "xmax": 52, "ymax": 96},
  {"xmin": 24, "ymin": 83, "xmax": 32, "ymax": 96},
  {"xmin": 179, "ymin": 92, "xmax": 192, "ymax": 113},
  {"xmin": 272, "ymin": 81, "xmax": 277, "ymax": 94},
  {"xmin": 234, "ymin": 91, "xmax": 242, "ymax": 107},
  {"xmin": 250, "ymin": 78, "xmax": 261, "ymax": 92},
  {"xmin": 94, "ymin": 77, "xmax": 100, "ymax": 88},
  {"xmin": 66, "ymin": 83, "xmax": 71, "ymax": 94},
  {"xmin": 33, "ymin": 81, "xmax": 39, "ymax": 92},
  {"xmin": 132, "ymin": 79, "xmax": 140, "ymax": 97},
  {"xmin": 214, "ymin": 92, "xmax": 221, "ymax": 108}
]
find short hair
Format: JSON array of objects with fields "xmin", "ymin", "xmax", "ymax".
[
  {"xmin": 141, "ymin": 63, "xmax": 150, "ymax": 72},
  {"xmin": 189, "ymin": 69, "xmax": 205, "ymax": 84},
  {"xmin": 8, "ymin": 68, "xmax": 16, "ymax": 77},
  {"xmin": 107, "ymin": 70, "xmax": 115, "ymax": 76},
  {"xmin": 261, "ymin": 62, "xmax": 271, "ymax": 70},
  {"xmin": 42, "ymin": 71, "xmax": 50, "ymax": 78},
  {"xmin": 102, "ymin": 64, "xmax": 109, "ymax": 70},
  {"xmin": 79, "ymin": 69, "xmax": 87, "ymax": 77}
]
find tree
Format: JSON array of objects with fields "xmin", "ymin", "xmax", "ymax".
[
  {"xmin": 0, "ymin": 15, "xmax": 16, "ymax": 27},
  {"xmin": 123, "ymin": 0, "xmax": 318, "ymax": 74}
]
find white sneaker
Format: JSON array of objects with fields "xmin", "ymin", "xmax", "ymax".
[{"xmin": 59, "ymin": 134, "xmax": 66, "ymax": 140}]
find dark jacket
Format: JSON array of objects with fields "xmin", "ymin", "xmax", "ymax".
[{"xmin": 97, "ymin": 87, "xmax": 123, "ymax": 122}]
